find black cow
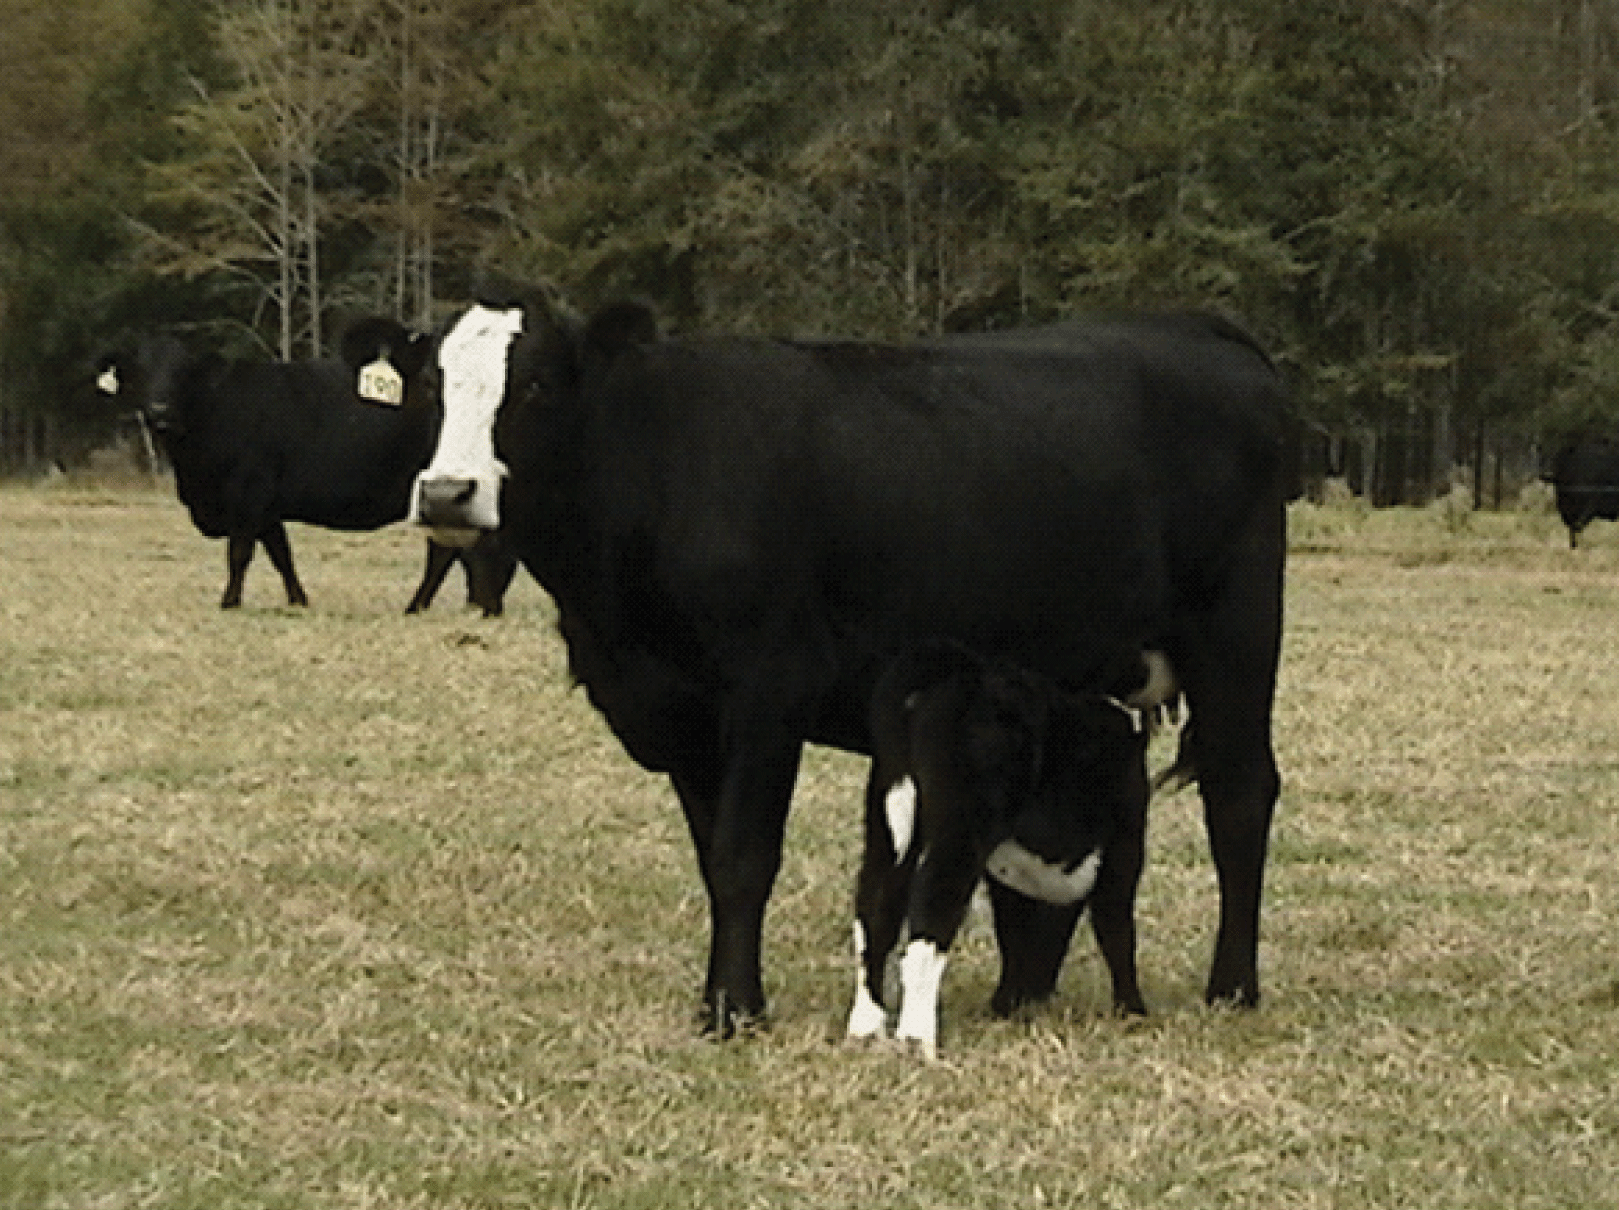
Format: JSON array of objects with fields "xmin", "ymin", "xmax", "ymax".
[
  {"xmin": 399, "ymin": 289, "xmax": 1289, "ymax": 1035},
  {"xmin": 847, "ymin": 641, "xmax": 1155, "ymax": 1058},
  {"xmin": 1546, "ymin": 437, "xmax": 1619, "ymax": 548},
  {"xmin": 96, "ymin": 323, "xmax": 516, "ymax": 612}
]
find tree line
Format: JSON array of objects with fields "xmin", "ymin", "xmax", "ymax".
[{"xmin": 4, "ymin": 0, "xmax": 1619, "ymax": 501}]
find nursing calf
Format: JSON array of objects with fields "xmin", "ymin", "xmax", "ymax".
[{"xmin": 847, "ymin": 642, "xmax": 1155, "ymax": 1059}]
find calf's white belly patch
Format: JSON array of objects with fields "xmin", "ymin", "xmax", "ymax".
[{"xmin": 985, "ymin": 843, "xmax": 1101, "ymax": 905}]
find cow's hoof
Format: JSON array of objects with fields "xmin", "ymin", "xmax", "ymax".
[{"xmin": 696, "ymin": 991, "xmax": 768, "ymax": 1040}]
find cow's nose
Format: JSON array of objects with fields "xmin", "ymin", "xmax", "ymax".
[{"xmin": 416, "ymin": 476, "xmax": 479, "ymax": 526}]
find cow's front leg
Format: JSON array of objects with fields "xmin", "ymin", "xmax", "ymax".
[
  {"xmin": 259, "ymin": 522, "xmax": 308, "ymax": 607},
  {"xmin": 221, "ymin": 534, "xmax": 256, "ymax": 609},
  {"xmin": 674, "ymin": 733, "xmax": 803, "ymax": 1037}
]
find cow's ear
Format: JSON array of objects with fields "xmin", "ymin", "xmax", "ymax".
[
  {"xmin": 339, "ymin": 316, "xmax": 418, "ymax": 374},
  {"xmin": 583, "ymin": 301, "xmax": 658, "ymax": 368},
  {"xmin": 340, "ymin": 317, "xmax": 426, "ymax": 406},
  {"xmin": 392, "ymin": 330, "xmax": 431, "ymax": 380}
]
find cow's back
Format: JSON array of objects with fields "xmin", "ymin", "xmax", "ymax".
[
  {"xmin": 575, "ymin": 317, "xmax": 1288, "ymax": 752},
  {"xmin": 174, "ymin": 359, "xmax": 437, "ymax": 534}
]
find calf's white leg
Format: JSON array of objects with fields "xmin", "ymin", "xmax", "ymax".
[
  {"xmin": 895, "ymin": 938, "xmax": 950, "ymax": 1060},
  {"xmin": 846, "ymin": 921, "xmax": 889, "ymax": 1040}
]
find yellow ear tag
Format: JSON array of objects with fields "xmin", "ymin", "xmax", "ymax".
[
  {"xmin": 97, "ymin": 367, "xmax": 120, "ymax": 396},
  {"xmin": 358, "ymin": 357, "xmax": 404, "ymax": 406}
]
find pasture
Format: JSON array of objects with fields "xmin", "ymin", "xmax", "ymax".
[{"xmin": 3, "ymin": 481, "xmax": 1618, "ymax": 1209}]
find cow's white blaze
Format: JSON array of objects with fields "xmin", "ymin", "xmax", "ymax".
[
  {"xmin": 985, "ymin": 842, "xmax": 1101, "ymax": 906},
  {"xmin": 884, "ymin": 777, "xmax": 917, "ymax": 861},
  {"xmin": 846, "ymin": 920, "xmax": 889, "ymax": 1040},
  {"xmin": 895, "ymin": 938, "xmax": 949, "ymax": 1060},
  {"xmin": 411, "ymin": 305, "xmax": 524, "ymax": 529}
]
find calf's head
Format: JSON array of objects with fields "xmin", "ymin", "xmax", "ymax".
[{"xmin": 974, "ymin": 672, "xmax": 1151, "ymax": 906}]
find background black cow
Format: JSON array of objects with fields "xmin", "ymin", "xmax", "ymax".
[
  {"xmin": 847, "ymin": 640, "xmax": 1152, "ymax": 1058},
  {"xmin": 403, "ymin": 290, "xmax": 1290, "ymax": 1036},
  {"xmin": 98, "ymin": 323, "xmax": 515, "ymax": 611},
  {"xmin": 1546, "ymin": 437, "xmax": 1619, "ymax": 548}
]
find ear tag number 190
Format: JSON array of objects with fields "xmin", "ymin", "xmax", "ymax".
[{"xmin": 358, "ymin": 358, "xmax": 404, "ymax": 406}]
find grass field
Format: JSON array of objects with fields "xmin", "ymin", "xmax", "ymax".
[{"xmin": 3, "ymin": 480, "xmax": 1618, "ymax": 1209}]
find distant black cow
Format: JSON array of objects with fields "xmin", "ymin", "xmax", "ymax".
[
  {"xmin": 397, "ymin": 290, "xmax": 1290, "ymax": 1035},
  {"xmin": 847, "ymin": 641, "xmax": 1157, "ymax": 1058},
  {"xmin": 1547, "ymin": 437, "xmax": 1619, "ymax": 548},
  {"xmin": 96, "ymin": 323, "xmax": 516, "ymax": 611}
]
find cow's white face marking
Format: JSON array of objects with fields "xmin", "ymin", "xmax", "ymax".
[
  {"xmin": 884, "ymin": 777, "xmax": 917, "ymax": 861},
  {"xmin": 96, "ymin": 367, "xmax": 119, "ymax": 396},
  {"xmin": 412, "ymin": 305, "xmax": 524, "ymax": 529},
  {"xmin": 985, "ymin": 843, "xmax": 1102, "ymax": 905},
  {"xmin": 846, "ymin": 921, "xmax": 889, "ymax": 1040},
  {"xmin": 895, "ymin": 938, "xmax": 949, "ymax": 1060}
]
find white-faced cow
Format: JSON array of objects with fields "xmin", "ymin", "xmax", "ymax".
[
  {"xmin": 846, "ymin": 640, "xmax": 1156, "ymax": 1059},
  {"xmin": 398, "ymin": 287, "xmax": 1289, "ymax": 1036},
  {"xmin": 1546, "ymin": 437, "xmax": 1619, "ymax": 548},
  {"xmin": 96, "ymin": 322, "xmax": 516, "ymax": 612}
]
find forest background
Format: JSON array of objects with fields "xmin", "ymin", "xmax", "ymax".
[{"xmin": 2, "ymin": 0, "xmax": 1617, "ymax": 503}]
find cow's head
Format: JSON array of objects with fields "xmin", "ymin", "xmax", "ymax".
[
  {"xmin": 409, "ymin": 289, "xmax": 656, "ymax": 536},
  {"xmin": 95, "ymin": 335, "xmax": 200, "ymax": 437}
]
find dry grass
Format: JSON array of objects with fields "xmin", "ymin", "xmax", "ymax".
[{"xmin": 3, "ymin": 482, "xmax": 1619, "ymax": 1209}]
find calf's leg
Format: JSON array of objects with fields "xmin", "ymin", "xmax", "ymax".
[
  {"xmin": 848, "ymin": 769, "xmax": 916, "ymax": 1040},
  {"xmin": 893, "ymin": 832, "xmax": 984, "ymax": 1060}
]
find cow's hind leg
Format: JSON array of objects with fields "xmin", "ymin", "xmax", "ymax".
[
  {"xmin": 406, "ymin": 539, "xmax": 459, "ymax": 613},
  {"xmin": 259, "ymin": 522, "xmax": 308, "ymax": 607},
  {"xmin": 1185, "ymin": 499, "xmax": 1284, "ymax": 1008},
  {"xmin": 466, "ymin": 533, "xmax": 518, "ymax": 616}
]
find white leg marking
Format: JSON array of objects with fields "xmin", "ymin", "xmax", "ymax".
[
  {"xmin": 884, "ymin": 777, "xmax": 916, "ymax": 862},
  {"xmin": 846, "ymin": 921, "xmax": 889, "ymax": 1039},
  {"xmin": 413, "ymin": 305, "xmax": 525, "ymax": 527},
  {"xmin": 896, "ymin": 938, "xmax": 949, "ymax": 1060},
  {"xmin": 985, "ymin": 843, "xmax": 1102, "ymax": 905}
]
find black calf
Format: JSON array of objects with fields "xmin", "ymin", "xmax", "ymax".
[{"xmin": 846, "ymin": 642, "xmax": 1152, "ymax": 1058}]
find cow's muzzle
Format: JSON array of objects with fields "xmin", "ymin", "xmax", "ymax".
[{"xmin": 412, "ymin": 472, "xmax": 501, "ymax": 534}]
